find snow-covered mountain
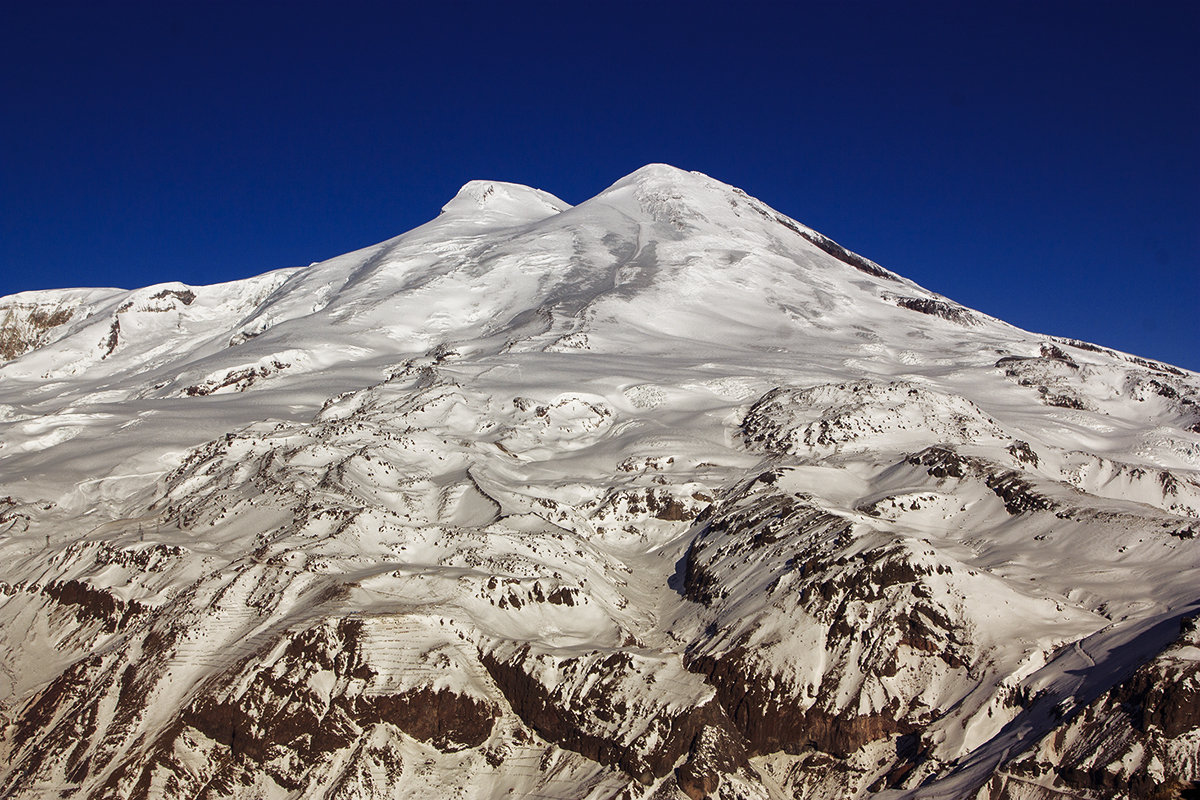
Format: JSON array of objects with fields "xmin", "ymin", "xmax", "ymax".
[{"xmin": 0, "ymin": 164, "xmax": 1196, "ymax": 799}]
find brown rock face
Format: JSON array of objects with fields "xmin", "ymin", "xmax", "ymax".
[
  {"xmin": 0, "ymin": 302, "xmax": 74, "ymax": 360},
  {"xmin": 98, "ymin": 617, "xmax": 497, "ymax": 797},
  {"xmin": 182, "ymin": 619, "xmax": 495, "ymax": 766},
  {"xmin": 687, "ymin": 647, "xmax": 913, "ymax": 758},
  {"xmin": 185, "ymin": 682, "xmax": 493, "ymax": 766},
  {"xmin": 43, "ymin": 579, "xmax": 146, "ymax": 631},
  {"xmin": 674, "ymin": 473, "xmax": 979, "ymax": 795},
  {"xmin": 674, "ymin": 717, "xmax": 751, "ymax": 799},
  {"xmin": 906, "ymin": 445, "xmax": 1058, "ymax": 515},
  {"xmin": 1122, "ymin": 615, "xmax": 1200, "ymax": 728},
  {"xmin": 791, "ymin": 227, "xmax": 897, "ymax": 281},
  {"xmin": 6, "ymin": 655, "xmax": 105, "ymax": 790},
  {"xmin": 1119, "ymin": 659, "xmax": 1200, "ymax": 739},
  {"xmin": 480, "ymin": 646, "xmax": 751, "ymax": 793},
  {"xmin": 1000, "ymin": 615, "xmax": 1200, "ymax": 799},
  {"xmin": 891, "ymin": 296, "xmax": 978, "ymax": 325}
]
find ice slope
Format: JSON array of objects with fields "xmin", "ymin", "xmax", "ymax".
[{"xmin": 0, "ymin": 165, "xmax": 1197, "ymax": 799}]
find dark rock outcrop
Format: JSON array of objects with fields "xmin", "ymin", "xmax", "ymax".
[
  {"xmin": 0, "ymin": 302, "xmax": 75, "ymax": 360},
  {"xmin": 999, "ymin": 615, "xmax": 1200, "ymax": 798},
  {"xmin": 687, "ymin": 647, "xmax": 915, "ymax": 758},
  {"xmin": 795, "ymin": 228, "xmax": 898, "ymax": 281},
  {"xmin": 481, "ymin": 646, "xmax": 753, "ymax": 794},
  {"xmin": 43, "ymin": 579, "xmax": 147, "ymax": 631},
  {"xmin": 889, "ymin": 295, "xmax": 978, "ymax": 325}
]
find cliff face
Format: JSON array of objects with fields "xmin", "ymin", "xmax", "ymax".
[
  {"xmin": 984, "ymin": 616, "xmax": 1200, "ymax": 800},
  {"xmin": 0, "ymin": 166, "xmax": 1197, "ymax": 799},
  {"xmin": 0, "ymin": 299, "xmax": 79, "ymax": 360}
]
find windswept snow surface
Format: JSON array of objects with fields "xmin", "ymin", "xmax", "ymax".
[{"xmin": 0, "ymin": 165, "xmax": 1197, "ymax": 799}]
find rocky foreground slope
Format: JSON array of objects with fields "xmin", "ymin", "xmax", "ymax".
[{"xmin": 0, "ymin": 165, "xmax": 1197, "ymax": 799}]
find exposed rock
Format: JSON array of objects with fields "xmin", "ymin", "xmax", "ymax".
[
  {"xmin": 124, "ymin": 618, "xmax": 497, "ymax": 794},
  {"xmin": 0, "ymin": 302, "xmax": 76, "ymax": 360},
  {"xmin": 687, "ymin": 647, "xmax": 915, "ymax": 757},
  {"xmin": 1039, "ymin": 343, "xmax": 1079, "ymax": 366},
  {"xmin": 674, "ymin": 722, "xmax": 750, "ymax": 800},
  {"xmin": 1008, "ymin": 439, "xmax": 1040, "ymax": 468},
  {"xmin": 886, "ymin": 294, "xmax": 979, "ymax": 325},
  {"xmin": 678, "ymin": 478, "xmax": 978, "ymax": 794},
  {"xmin": 997, "ymin": 616, "xmax": 1200, "ymax": 798},
  {"xmin": 906, "ymin": 446, "xmax": 1057, "ymax": 515},
  {"xmin": 795, "ymin": 228, "xmax": 898, "ymax": 281},
  {"xmin": 743, "ymin": 381, "xmax": 1003, "ymax": 457},
  {"xmin": 102, "ymin": 315, "xmax": 121, "ymax": 357},
  {"xmin": 42, "ymin": 579, "xmax": 146, "ymax": 631},
  {"xmin": 183, "ymin": 360, "xmax": 291, "ymax": 396},
  {"xmin": 481, "ymin": 646, "xmax": 753, "ymax": 792},
  {"xmin": 984, "ymin": 470, "xmax": 1057, "ymax": 515},
  {"xmin": 149, "ymin": 288, "xmax": 196, "ymax": 305}
]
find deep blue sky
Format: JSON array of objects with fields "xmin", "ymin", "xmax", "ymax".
[{"xmin": 3, "ymin": 2, "xmax": 1197, "ymax": 369}]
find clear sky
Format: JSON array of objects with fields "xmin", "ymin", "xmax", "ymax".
[{"xmin": 2, "ymin": 1, "xmax": 1197, "ymax": 369}]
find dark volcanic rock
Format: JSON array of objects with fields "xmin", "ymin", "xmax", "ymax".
[
  {"xmin": 480, "ymin": 646, "xmax": 753, "ymax": 794},
  {"xmin": 43, "ymin": 579, "xmax": 146, "ymax": 631},
  {"xmin": 687, "ymin": 647, "xmax": 914, "ymax": 757},
  {"xmin": 795, "ymin": 228, "xmax": 898, "ymax": 281},
  {"xmin": 999, "ymin": 615, "xmax": 1200, "ymax": 798},
  {"xmin": 984, "ymin": 470, "xmax": 1057, "ymax": 515},
  {"xmin": 109, "ymin": 617, "xmax": 498, "ymax": 796},
  {"xmin": 676, "ymin": 477, "xmax": 971, "ymax": 795},
  {"xmin": 889, "ymin": 295, "xmax": 978, "ymax": 325},
  {"xmin": 0, "ymin": 302, "xmax": 75, "ymax": 360},
  {"xmin": 907, "ymin": 446, "xmax": 1057, "ymax": 515}
]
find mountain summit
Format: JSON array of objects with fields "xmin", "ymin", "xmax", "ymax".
[
  {"xmin": 0, "ymin": 167, "xmax": 1197, "ymax": 800},
  {"xmin": 438, "ymin": 179, "xmax": 571, "ymax": 223}
]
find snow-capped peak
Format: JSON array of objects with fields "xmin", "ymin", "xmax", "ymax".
[
  {"xmin": 438, "ymin": 179, "xmax": 571, "ymax": 224},
  {"xmin": 603, "ymin": 162, "xmax": 707, "ymax": 189},
  {"xmin": 588, "ymin": 163, "xmax": 738, "ymax": 213}
]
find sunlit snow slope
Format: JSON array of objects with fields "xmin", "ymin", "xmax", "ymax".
[{"xmin": 1, "ymin": 165, "xmax": 1197, "ymax": 800}]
